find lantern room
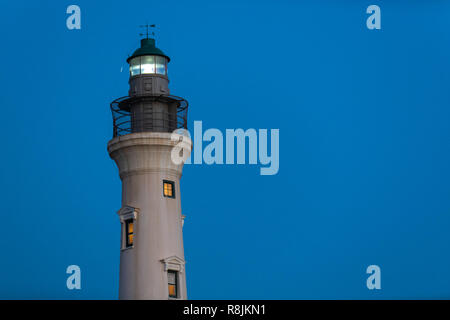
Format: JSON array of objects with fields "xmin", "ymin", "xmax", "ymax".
[
  {"xmin": 110, "ymin": 36, "xmax": 188, "ymax": 137},
  {"xmin": 126, "ymin": 38, "xmax": 171, "ymax": 97},
  {"xmin": 127, "ymin": 38, "xmax": 170, "ymax": 77}
]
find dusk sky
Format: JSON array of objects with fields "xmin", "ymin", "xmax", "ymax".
[{"xmin": 1, "ymin": 0, "xmax": 450, "ymax": 299}]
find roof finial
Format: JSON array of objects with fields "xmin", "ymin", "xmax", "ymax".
[{"xmin": 139, "ymin": 24, "xmax": 156, "ymax": 39}]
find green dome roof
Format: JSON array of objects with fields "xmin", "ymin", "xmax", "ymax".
[{"xmin": 127, "ymin": 38, "xmax": 170, "ymax": 63}]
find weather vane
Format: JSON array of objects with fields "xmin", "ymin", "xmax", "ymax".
[{"xmin": 139, "ymin": 24, "xmax": 156, "ymax": 39}]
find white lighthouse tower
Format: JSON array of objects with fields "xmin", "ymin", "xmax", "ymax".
[{"xmin": 107, "ymin": 31, "xmax": 191, "ymax": 300}]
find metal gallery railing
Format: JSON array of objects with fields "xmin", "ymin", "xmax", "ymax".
[{"xmin": 110, "ymin": 94, "xmax": 188, "ymax": 138}]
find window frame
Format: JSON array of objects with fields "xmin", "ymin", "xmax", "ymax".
[
  {"xmin": 155, "ymin": 56, "xmax": 166, "ymax": 75},
  {"xmin": 129, "ymin": 57, "xmax": 141, "ymax": 76},
  {"xmin": 167, "ymin": 270, "xmax": 178, "ymax": 299},
  {"xmin": 140, "ymin": 55, "xmax": 156, "ymax": 74},
  {"xmin": 117, "ymin": 206, "xmax": 139, "ymax": 251},
  {"xmin": 163, "ymin": 180, "xmax": 175, "ymax": 199},
  {"xmin": 125, "ymin": 218, "xmax": 134, "ymax": 248}
]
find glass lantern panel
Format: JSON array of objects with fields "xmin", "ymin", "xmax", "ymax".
[
  {"xmin": 156, "ymin": 56, "xmax": 166, "ymax": 75},
  {"xmin": 141, "ymin": 55, "xmax": 155, "ymax": 74},
  {"xmin": 130, "ymin": 57, "xmax": 141, "ymax": 76}
]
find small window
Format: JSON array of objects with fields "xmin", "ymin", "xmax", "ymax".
[
  {"xmin": 163, "ymin": 180, "xmax": 175, "ymax": 198},
  {"xmin": 125, "ymin": 219, "xmax": 134, "ymax": 247},
  {"xmin": 168, "ymin": 270, "xmax": 178, "ymax": 298}
]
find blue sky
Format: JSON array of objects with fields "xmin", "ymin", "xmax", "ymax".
[{"xmin": 1, "ymin": 0, "xmax": 450, "ymax": 299}]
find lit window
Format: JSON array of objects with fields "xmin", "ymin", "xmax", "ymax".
[
  {"xmin": 168, "ymin": 270, "xmax": 178, "ymax": 298},
  {"xmin": 125, "ymin": 219, "xmax": 134, "ymax": 247},
  {"xmin": 141, "ymin": 55, "xmax": 155, "ymax": 74},
  {"xmin": 163, "ymin": 180, "xmax": 175, "ymax": 198},
  {"xmin": 130, "ymin": 57, "xmax": 141, "ymax": 76},
  {"xmin": 156, "ymin": 56, "xmax": 166, "ymax": 75}
]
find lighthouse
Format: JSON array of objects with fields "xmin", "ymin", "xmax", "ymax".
[{"xmin": 107, "ymin": 31, "xmax": 191, "ymax": 300}]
